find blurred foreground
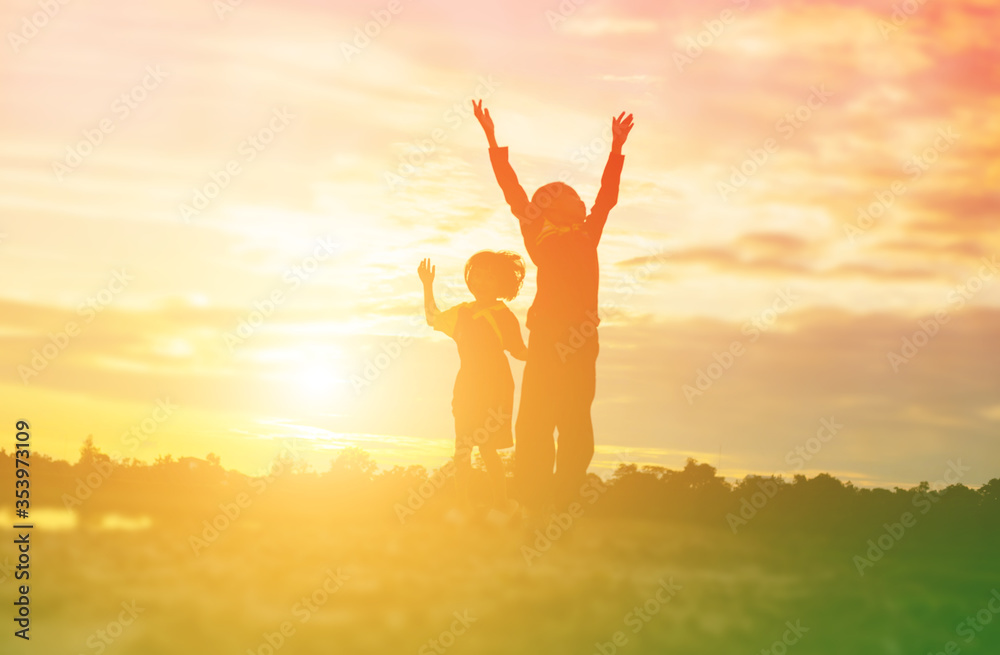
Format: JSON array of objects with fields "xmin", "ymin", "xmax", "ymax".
[{"xmin": 1, "ymin": 443, "xmax": 999, "ymax": 654}]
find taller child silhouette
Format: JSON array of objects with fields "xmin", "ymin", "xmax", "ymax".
[{"xmin": 474, "ymin": 100, "xmax": 634, "ymax": 515}]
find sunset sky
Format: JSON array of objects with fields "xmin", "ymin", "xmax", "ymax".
[{"xmin": 1, "ymin": 0, "xmax": 997, "ymax": 488}]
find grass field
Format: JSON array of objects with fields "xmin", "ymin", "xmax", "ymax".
[{"xmin": 6, "ymin": 512, "xmax": 999, "ymax": 655}]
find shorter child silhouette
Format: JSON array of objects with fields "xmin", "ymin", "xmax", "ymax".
[{"xmin": 418, "ymin": 251, "xmax": 528, "ymax": 519}]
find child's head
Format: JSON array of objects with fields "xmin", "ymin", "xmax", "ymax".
[
  {"xmin": 530, "ymin": 182, "xmax": 586, "ymax": 226},
  {"xmin": 464, "ymin": 250, "xmax": 525, "ymax": 301}
]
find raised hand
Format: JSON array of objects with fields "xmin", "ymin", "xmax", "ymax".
[
  {"xmin": 417, "ymin": 258, "xmax": 435, "ymax": 286},
  {"xmin": 611, "ymin": 112, "xmax": 634, "ymax": 154},
  {"xmin": 473, "ymin": 99, "xmax": 498, "ymax": 148}
]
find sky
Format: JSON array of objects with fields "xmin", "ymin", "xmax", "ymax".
[{"xmin": 0, "ymin": 0, "xmax": 998, "ymax": 487}]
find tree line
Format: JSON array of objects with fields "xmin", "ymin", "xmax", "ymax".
[{"xmin": 1, "ymin": 439, "xmax": 997, "ymax": 544}]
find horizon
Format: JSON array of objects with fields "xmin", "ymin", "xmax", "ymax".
[{"xmin": 14, "ymin": 434, "xmax": 985, "ymax": 493}]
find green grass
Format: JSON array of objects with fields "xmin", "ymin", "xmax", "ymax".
[{"xmin": 8, "ymin": 515, "xmax": 1000, "ymax": 654}]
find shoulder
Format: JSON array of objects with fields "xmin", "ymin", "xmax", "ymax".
[
  {"xmin": 453, "ymin": 302, "xmax": 476, "ymax": 322},
  {"xmin": 444, "ymin": 302, "xmax": 473, "ymax": 315},
  {"xmin": 433, "ymin": 303, "xmax": 471, "ymax": 337},
  {"xmin": 495, "ymin": 303, "xmax": 521, "ymax": 327}
]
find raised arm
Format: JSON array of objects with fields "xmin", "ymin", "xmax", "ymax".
[
  {"xmin": 473, "ymin": 99, "xmax": 498, "ymax": 150},
  {"xmin": 417, "ymin": 258, "xmax": 439, "ymax": 326},
  {"xmin": 474, "ymin": 100, "xmax": 532, "ymax": 218},
  {"xmin": 474, "ymin": 100, "xmax": 539, "ymax": 259},
  {"xmin": 588, "ymin": 112, "xmax": 633, "ymax": 243}
]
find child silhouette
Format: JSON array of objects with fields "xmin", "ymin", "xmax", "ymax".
[
  {"xmin": 418, "ymin": 252, "xmax": 528, "ymax": 520},
  {"xmin": 473, "ymin": 100, "xmax": 633, "ymax": 516}
]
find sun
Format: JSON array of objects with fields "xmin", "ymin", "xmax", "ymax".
[{"xmin": 293, "ymin": 363, "xmax": 342, "ymax": 401}]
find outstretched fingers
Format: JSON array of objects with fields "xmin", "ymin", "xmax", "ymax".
[
  {"xmin": 473, "ymin": 99, "xmax": 489, "ymax": 120},
  {"xmin": 613, "ymin": 112, "xmax": 635, "ymax": 141}
]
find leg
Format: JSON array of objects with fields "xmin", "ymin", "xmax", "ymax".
[
  {"xmin": 479, "ymin": 446, "xmax": 508, "ymax": 508},
  {"xmin": 553, "ymin": 330, "xmax": 599, "ymax": 508},
  {"xmin": 453, "ymin": 429, "xmax": 474, "ymax": 511},
  {"xmin": 515, "ymin": 332, "xmax": 559, "ymax": 512}
]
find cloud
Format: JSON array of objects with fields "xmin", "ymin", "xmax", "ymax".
[
  {"xmin": 874, "ymin": 238, "xmax": 992, "ymax": 262},
  {"xmin": 595, "ymin": 306, "xmax": 1000, "ymax": 486},
  {"xmin": 561, "ymin": 17, "xmax": 660, "ymax": 36},
  {"xmin": 825, "ymin": 262, "xmax": 942, "ymax": 281},
  {"xmin": 908, "ymin": 190, "xmax": 1000, "ymax": 236}
]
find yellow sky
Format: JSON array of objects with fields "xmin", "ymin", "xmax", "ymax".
[{"xmin": 1, "ymin": 0, "xmax": 998, "ymax": 487}]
